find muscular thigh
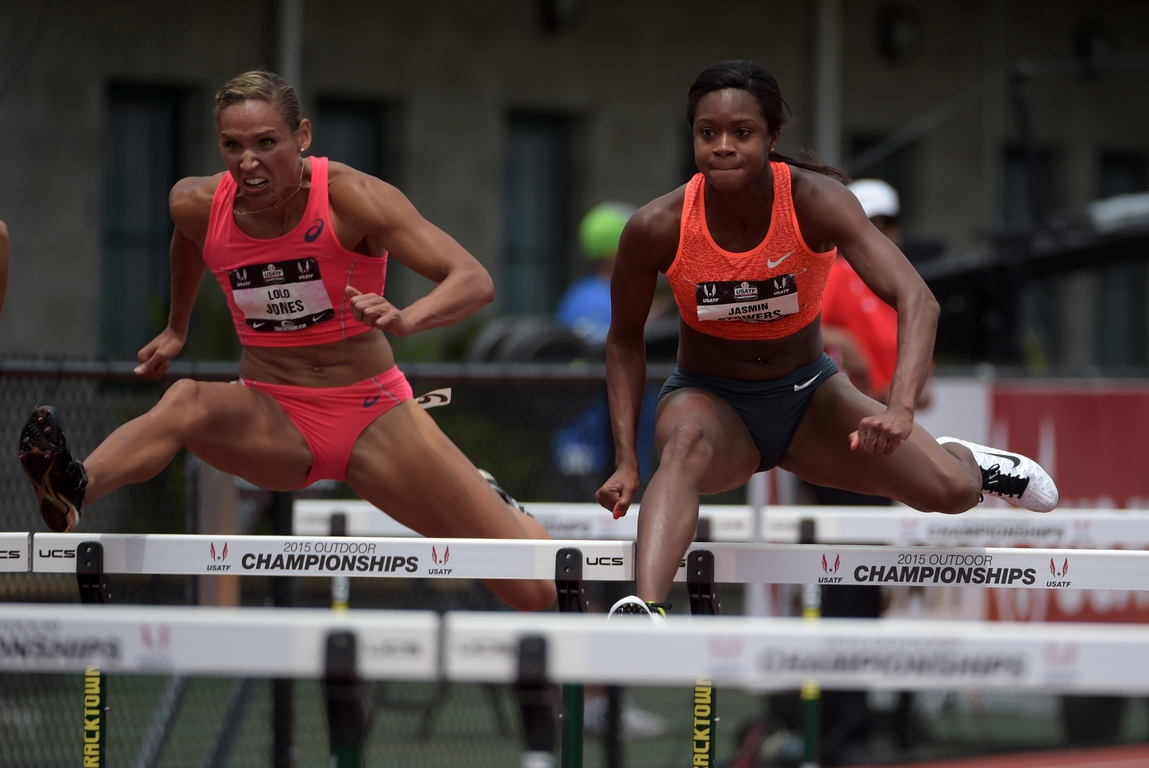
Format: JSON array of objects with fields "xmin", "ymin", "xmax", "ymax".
[
  {"xmin": 781, "ymin": 374, "xmax": 966, "ymax": 508},
  {"xmin": 655, "ymin": 388, "xmax": 761, "ymax": 494},
  {"xmin": 345, "ymin": 401, "xmax": 533, "ymax": 539},
  {"xmin": 180, "ymin": 382, "xmax": 312, "ymax": 490}
]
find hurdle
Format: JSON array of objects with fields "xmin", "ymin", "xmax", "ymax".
[
  {"xmin": 19, "ymin": 532, "xmax": 1149, "ymax": 591},
  {"xmin": 292, "ymin": 499, "xmax": 1149, "ymax": 548},
  {"xmin": 13, "ymin": 527, "xmax": 1149, "ymax": 766}
]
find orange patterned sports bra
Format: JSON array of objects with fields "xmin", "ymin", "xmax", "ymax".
[{"xmin": 665, "ymin": 162, "xmax": 836, "ymax": 341}]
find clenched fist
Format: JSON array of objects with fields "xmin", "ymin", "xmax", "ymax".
[{"xmin": 345, "ymin": 286, "xmax": 413, "ymax": 337}]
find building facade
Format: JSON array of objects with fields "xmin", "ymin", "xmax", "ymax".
[{"xmin": 0, "ymin": 0, "xmax": 1145, "ymax": 363}]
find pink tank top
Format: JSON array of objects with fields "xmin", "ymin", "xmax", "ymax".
[
  {"xmin": 203, "ymin": 157, "xmax": 387, "ymax": 347},
  {"xmin": 665, "ymin": 163, "xmax": 836, "ymax": 341}
]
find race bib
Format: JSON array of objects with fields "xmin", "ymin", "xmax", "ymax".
[
  {"xmin": 228, "ymin": 258, "xmax": 335, "ymax": 332},
  {"xmin": 695, "ymin": 275, "xmax": 799, "ymax": 323}
]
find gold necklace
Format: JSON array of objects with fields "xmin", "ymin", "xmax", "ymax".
[{"xmin": 232, "ymin": 160, "xmax": 304, "ymax": 216}]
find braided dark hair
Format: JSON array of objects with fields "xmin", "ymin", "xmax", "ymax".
[{"xmin": 686, "ymin": 60, "xmax": 848, "ymax": 181}]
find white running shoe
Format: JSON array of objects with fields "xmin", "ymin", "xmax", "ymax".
[
  {"xmin": 607, "ymin": 595, "xmax": 668, "ymax": 625},
  {"xmin": 937, "ymin": 437, "xmax": 1059, "ymax": 513}
]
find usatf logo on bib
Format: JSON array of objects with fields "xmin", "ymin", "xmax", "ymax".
[
  {"xmin": 695, "ymin": 276, "xmax": 799, "ymax": 324},
  {"xmin": 228, "ymin": 257, "xmax": 335, "ymax": 332}
]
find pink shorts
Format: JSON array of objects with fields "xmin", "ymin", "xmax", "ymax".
[{"xmin": 239, "ymin": 366, "xmax": 413, "ymax": 486}]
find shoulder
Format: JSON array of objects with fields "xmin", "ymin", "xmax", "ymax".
[
  {"xmin": 0, "ymin": 219, "xmax": 7, "ymax": 242},
  {"xmin": 787, "ymin": 166, "xmax": 868, "ymax": 248},
  {"xmin": 327, "ymin": 161, "xmax": 410, "ymax": 223},
  {"xmin": 169, "ymin": 173, "xmax": 225, "ymax": 229},
  {"xmin": 622, "ymin": 185, "xmax": 687, "ymax": 259},
  {"xmin": 788, "ymin": 165, "xmax": 853, "ymax": 214}
]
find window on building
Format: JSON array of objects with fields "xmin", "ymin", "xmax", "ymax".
[
  {"xmin": 100, "ymin": 85, "xmax": 181, "ymax": 358},
  {"xmin": 502, "ymin": 113, "xmax": 572, "ymax": 314},
  {"xmin": 999, "ymin": 146, "xmax": 1056, "ymax": 230},
  {"xmin": 311, "ymin": 98, "xmax": 398, "ymax": 183},
  {"xmin": 1098, "ymin": 152, "xmax": 1148, "ymax": 199},
  {"xmin": 848, "ymin": 134, "xmax": 909, "ymax": 201},
  {"xmin": 1095, "ymin": 151, "xmax": 1148, "ymax": 368}
]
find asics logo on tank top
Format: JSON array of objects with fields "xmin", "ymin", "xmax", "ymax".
[{"xmin": 304, "ymin": 218, "xmax": 324, "ymax": 242}]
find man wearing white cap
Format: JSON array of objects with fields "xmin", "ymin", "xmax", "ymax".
[
  {"xmin": 816, "ymin": 180, "xmax": 928, "ymax": 762},
  {"xmin": 822, "ymin": 179, "xmax": 930, "ymax": 409}
]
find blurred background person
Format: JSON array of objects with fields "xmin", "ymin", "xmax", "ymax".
[
  {"xmin": 815, "ymin": 178, "xmax": 928, "ymax": 764},
  {"xmin": 822, "ymin": 178, "xmax": 932, "ymax": 412},
  {"xmin": 554, "ymin": 202, "xmax": 667, "ymax": 741},
  {"xmin": 552, "ymin": 202, "xmax": 659, "ymax": 487}
]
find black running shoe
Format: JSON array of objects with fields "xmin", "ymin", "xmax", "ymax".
[{"xmin": 19, "ymin": 406, "xmax": 87, "ymax": 532}]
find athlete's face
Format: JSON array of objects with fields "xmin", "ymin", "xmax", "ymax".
[
  {"xmin": 692, "ymin": 89, "xmax": 779, "ymax": 193},
  {"xmin": 217, "ymin": 100, "xmax": 312, "ymax": 204}
]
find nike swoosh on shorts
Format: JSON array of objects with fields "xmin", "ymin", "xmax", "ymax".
[
  {"xmin": 767, "ymin": 250, "xmax": 795, "ymax": 269},
  {"xmin": 794, "ymin": 373, "xmax": 820, "ymax": 391}
]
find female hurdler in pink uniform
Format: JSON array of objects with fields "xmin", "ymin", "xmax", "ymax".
[{"xmin": 19, "ymin": 71, "xmax": 554, "ymax": 611}]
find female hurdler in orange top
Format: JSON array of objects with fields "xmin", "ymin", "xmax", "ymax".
[{"xmin": 597, "ymin": 61, "xmax": 1057, "ymax": 614}]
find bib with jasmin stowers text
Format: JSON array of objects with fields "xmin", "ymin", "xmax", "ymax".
[{"xmin": 695, "ymin": 274, "xmax": 799, "ymax": 324}]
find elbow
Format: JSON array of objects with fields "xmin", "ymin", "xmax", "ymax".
[
  {"xmin": 921, "ymin": 289, "xmax": 940, "ymax": 324},
  {"xmin": 474, "ymin": 270, "xmax": 495, "ymax": 306}
]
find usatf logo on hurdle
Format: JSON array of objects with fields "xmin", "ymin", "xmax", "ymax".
[
  {"xmin": 428, "ymin": 545, "xmax": 453, "ymax": 576},
  {"xmin": 1047, "ymin": 557, "xmax": 1071, "ymax": 588},
  {"xmin": 207, "ymin": 542, "xmax": 230, "ymax": 572},
  {"xmin": 138, "ymin": 624, "xmax": 173, "ymax": 669},
  {"xmin": 819, "ymin": 553, "xmax": 843, "ymax": 583}
]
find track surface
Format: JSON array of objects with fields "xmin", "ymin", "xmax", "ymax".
[{"xmin": 900, "ymin": 744, "xmax": 1149, "ymax": 767}]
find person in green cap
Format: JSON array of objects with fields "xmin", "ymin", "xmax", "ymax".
[
  {"xmin": 553, "ymin": 202, "xmax": 643, "ymax": 480},
  {"xmin": 555, "ymin": 202, "xmax": 635, "ymax": 347}
]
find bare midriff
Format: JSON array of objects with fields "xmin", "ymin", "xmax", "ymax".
[
  {"xmin": 676, "ymin": 315, "xmax": 825, "ymax": 382},
  {"xmin": 238, "ymin": 329, "xmax": 396, "ymax": 387}
]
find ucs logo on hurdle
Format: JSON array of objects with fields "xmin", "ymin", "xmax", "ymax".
[{"xmin": 207, "ymin": 542, "xmax": 230, "ymax": 572}]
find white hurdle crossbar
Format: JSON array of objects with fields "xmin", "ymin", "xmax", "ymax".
[
  {"xmin": 293, "ymin": 500, "xmax": 1149, "ymax": 550},
  {"xmin": 3, "ymin": 604, "xmax": 1149, "ymax": 695},
  {"xmin": 12, "ymin": 532, "xmax": 1149, "ymax": 590}
]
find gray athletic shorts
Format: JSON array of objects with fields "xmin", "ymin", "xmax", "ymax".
[{"xmin": 659, "ymin": 353, "xmax": 839, "ymax": 472}]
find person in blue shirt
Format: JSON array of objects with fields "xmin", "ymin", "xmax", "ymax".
[
  {"xmin": 555, "ymin": 203, "xmax": 631, "ymax": 348},
  {"xmin": 553, "ymin": 203, "xmax": 659, "ymax": 483}
]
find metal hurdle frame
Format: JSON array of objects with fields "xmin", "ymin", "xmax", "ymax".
[{"xmin": 9, "ymin": 528, "xmax": 1149, "ymax": 767}]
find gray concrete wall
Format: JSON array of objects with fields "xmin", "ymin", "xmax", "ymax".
[{"xmin": 0, "ymin": 0, "xmax": 1146, "ymax": 356}]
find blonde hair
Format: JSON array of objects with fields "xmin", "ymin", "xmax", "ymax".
[{"xmin": 214, "ymin": 70, "xmax": 302, "ymax": 132}]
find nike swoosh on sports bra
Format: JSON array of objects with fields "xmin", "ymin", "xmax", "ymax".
[
  {"xmin": 203, "ymin": 156, "xmax": 388, "ymax": 348},
  {"xmin": 665, "ymin": 163, "xmax": 836, "ymax": 341}
]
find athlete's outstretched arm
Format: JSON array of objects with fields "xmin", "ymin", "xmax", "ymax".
[
  {"xmin": 332, "ymin": 167, "xmax": 493, "ymax": 337},
  {"xmin": 795, "ymin": 172, "xmax": 939, "ymax": 455},
  {"xmin": 596, "ymin": 201, "xmax": 676, "ymax": 517},
  {"xmin": 134, "ymin": 180, "xmax": 212, "ymax": 380},
  {"xmin": 0, "ymin": 220, "xmax": 9, "ymax": 322}
]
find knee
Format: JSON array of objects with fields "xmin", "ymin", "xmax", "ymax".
[
  {"xmin": 933, "ymin": 464, "xmax": 981, "ymax": 514},
  {"xmin": 659, "ymin": 421, "xmax": 712, "ymax": 468},
  {"xmin": 158, "ymin": 379, "xmax": 207, "ymax": 428}
]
